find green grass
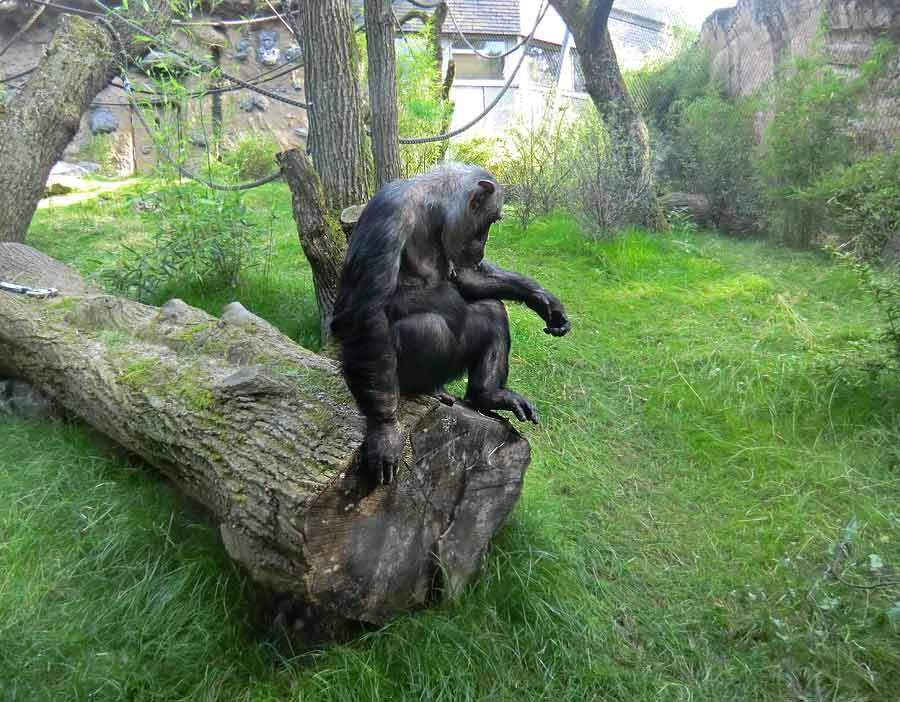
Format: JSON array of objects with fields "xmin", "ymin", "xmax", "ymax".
[{"xmin": 4, "ymin": 184, "xmax": 900, "ymax": 701}]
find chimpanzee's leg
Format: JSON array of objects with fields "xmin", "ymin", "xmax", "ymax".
[
  {"xmin": 392, "ymin": 313, "xmax": 467, "ymax": 395},
  {"xmin": 462, "ymin": 300, "xmax": 540, "ymax": 423}
]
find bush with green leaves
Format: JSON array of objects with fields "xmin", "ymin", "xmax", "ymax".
[
  {"xmin": 496, "ymin": 102, "xmax": 577, "ymax": 228},
  {"xmin": 675, "ymin": 93, "xmax": 764, "ymax": 235},
  {"xmin": 758, "ymin": 40, "xmax": 896, "ymax": 246},
  {"xmin": 103, "ymin": 186, "xmax": 270, "ymax": 301},
  {"xmin": 804, "ymin": 149, "xmax": 900, "ymax": 260},
  {"xmin": 447, "ymin": 136, "xmax": 506, "ymax": 176},
  {"xmin": 220, "ymin": 131, "xmax": 281, "ymax": 181},
  {"xmin": 825, "ymin": 247, "xmax": 900, "ymax": 373},
  {"xmin": 626, "ymin": 30, "xmax": 711, "ymax": 134}
]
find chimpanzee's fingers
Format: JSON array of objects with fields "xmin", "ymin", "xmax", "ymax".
[
  {"xmin": 522, "ymin": 399, "xmax": 540, "ymax": 424},
  {"xmin": 509, "ymin": 401, "xmax": 527, "ymax": 422}
]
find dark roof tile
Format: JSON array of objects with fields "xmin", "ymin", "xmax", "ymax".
[{"xmin": 352, "ymin": 0, "xmax": 520, "ymax": 36}]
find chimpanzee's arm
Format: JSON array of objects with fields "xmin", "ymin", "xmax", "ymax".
[
  {"xmin": 337, "ymin": 310, "xmax": 399, "ymax": 425},
  {"xmin": 453, "ymin": 261, "xmax": 571, "ymax": 337},
  {"xmin": 330, "ymin": 190, "xmax": 407, "ymax": 484}
]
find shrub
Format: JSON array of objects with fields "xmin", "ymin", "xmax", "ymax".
[
  {"xmin": 103, "ymin": 186, "xmax": 268, "ymax": 301},
  {"xmin": 627, "ymin": 31, "xmax": 712, "ymax": 133},
  {"xmin": 497, "ymin": 102, "xmax": 577, "ymax": 228},
  {"xmin": 827, "ymin": 249, "xmax": 900, "ymax": 371},
  {"xmin": 675, "ymin": 93, "xmax": 764, "ymax": 235},
  {"xmin": 758, "ymin": 40, "xmax": 896, "ymax": 246},
  {"xmin": 494, "ymin": 102, "xmax": 658, "ymax": 234},
  {"xmin": 567, "ymin": 106, "xmax": 658, "ymax": 235},
  {"xmin": 221, "ymin": 131, "xmax": 281, "ymax": 180},
  {"xmin": 447, "ymin": 136, "xmax": 505, "ymax": 176},
  {"xmin": 804, "ymin": 150, "xmax": 900, "ymax": 260}
]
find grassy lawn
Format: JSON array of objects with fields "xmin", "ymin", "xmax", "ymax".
[{"xmin": 3, "ymin": 181, "xmax": 900, "ymax": 701}]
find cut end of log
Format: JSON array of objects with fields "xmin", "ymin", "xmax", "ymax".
[{"xmin": 339, "ymin": 204, "xmax": 365, "ymax": 235}]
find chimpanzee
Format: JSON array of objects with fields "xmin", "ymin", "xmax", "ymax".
[{"xmin": 331, "ymin": 163, "xmax": 571, "ymax": 485}]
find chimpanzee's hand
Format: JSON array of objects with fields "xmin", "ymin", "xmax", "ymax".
[
  {"xmin": 365, "ymin": 421, "xmax": 404, "ymax": 485},
  {"xmin": 528, "ymin": 291, "xmax": 571, "ymax": 337}
]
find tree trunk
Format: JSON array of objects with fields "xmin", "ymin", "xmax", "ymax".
[
  {"xmin": 0, "ymin": 244, "xmax": 530, "ymax": 633},
  {"xmin": 276, "ymin": 148, "xmax": 346, "ymax": 345},
  {"xmin": 364, "ymin": 0, "xmax": 401, "ymax": 189},
  {"xmin": 548, "ymin": 0, "xmax": 665, "ymax": 230},
  {"xmin": 0, "ymin": 2, "xmax": 172, "ymax": 243},
  {"xmin": 299, "ymin": 0, "xmax": 372, "ymax": 212}
]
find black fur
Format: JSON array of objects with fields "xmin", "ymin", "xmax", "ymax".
[{"xmin": 331, "ymin": 163, "xmax": 571, "ymax": 485}]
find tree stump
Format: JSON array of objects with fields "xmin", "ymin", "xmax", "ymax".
[{"xmin": 0, "ymin": 244, "xmax": 530, "ymax": 632}]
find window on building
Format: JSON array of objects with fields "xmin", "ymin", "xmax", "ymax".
[
  {"xmin": 570, "ymin": 48, "xmax": 587, "ymax": 93},
  {"xmin": 526, "ymin": 43, "xmax": 562, "ymax": 86},
  {"xmin": 452, "ymin": 37, "xmax": 507, "ymax": 80}
]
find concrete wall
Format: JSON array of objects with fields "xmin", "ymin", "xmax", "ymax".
[
  {"xmin": 0, "ymin": 10, "xmax": 308, "ymax": 175},
  {"xmin": 700, "ymin": 0, "xmax": 900, "ymax": 149}
]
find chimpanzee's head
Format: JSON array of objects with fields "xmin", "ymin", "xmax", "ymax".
[{"xmin": 442, "ymin": 172, "xmax": 504, "ymax": 268}]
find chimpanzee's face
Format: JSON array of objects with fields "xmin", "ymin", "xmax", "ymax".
[{"xmin": 446, "ymin": 179, "xmax": 503, "ymax": 268}]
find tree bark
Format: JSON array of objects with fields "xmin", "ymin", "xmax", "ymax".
[
  {"xmin": 0, "ymin": 243, "xmax": 530, "ymax": 633},
  {"xmin": 364, "ymin": 0, "xmax": 401, "ymax": 189},
  {"xmin": 299, "ymin": 0, "xmax": 372, "ymax": 212},
  {"xmin": 0, "ymin": 2, "xmax": 172, "ymax": 243},
  {"xmin": 276, "ymin": 148, "xmax": 347, "ymax": 345},
  {"xmin": 548, "ymin": 0, "xmax": 665, "ymax": 230}
]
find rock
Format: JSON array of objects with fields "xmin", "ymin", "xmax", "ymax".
[
  {"xmin": 75, "ymin": 161, "xmax": 101, "ymax": 173},
  {"xmin": 284, "ymin": 45, "xmax": 303, "ymax": 64},
  {"xmin": 293, "ymin": 126, "xmax": 308, "ymax": 138},
  {"xmin": 89, "ymin": 109, "xmax": 119, "ymax": 135},
  {"xmin": 256, "ymin": 30, "xmax": 279, "ymax": 66},
  {"xmin": 700, "ymin": 0, "xmax": 900, "ymax": 146},
  {"xmin": 661, "ymin": 192, "xmax": 711, "ymax": 224},
  {"xmin": 0, "ymin": 377, "xmax": 58, "ymax": 420},
  {"xmin": 233, "ymin": 37, "xmax": 251, "ymax": 61},
  {"xmin": 239, "ymin": 94, "xmax": 270, "ymax": 112},
  {"xmin": 138, "ymin": 48, "xmax": 193, "ymax": 76},
  {"xmin": 50, "ymin": 161, "xmax": 91, "ymax": 177}
]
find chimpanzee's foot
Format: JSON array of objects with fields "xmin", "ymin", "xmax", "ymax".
[
  {"xmin": 432, "ymin": 386, "xmax": 456, "ymax": 406},
  {"xmin": 466, "ymin": 388, "xmax": 540, "ymax": 424}
]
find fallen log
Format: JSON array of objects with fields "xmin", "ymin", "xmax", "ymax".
[{"xmin": 0, "ymin": 243, "xmax": 530, "ymax": 633}]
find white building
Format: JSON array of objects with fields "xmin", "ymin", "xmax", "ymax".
[{"xmin": 372, "ymin": 0, "xmax": 682, "ymax": 139}]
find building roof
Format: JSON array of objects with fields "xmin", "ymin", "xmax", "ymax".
[
  {"xmin": 445, "ymin": 0, "xmax": 520, "ymax": 35},
  {"xmin": 355, "ymin": 1, "xmax": 681, "ymax": 42},
  {"xmin": 353, "ymin": 1, "xmax": 520, "ymax": 36}
]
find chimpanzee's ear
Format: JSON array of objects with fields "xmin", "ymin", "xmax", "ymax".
[{"xmin": 470, "ymin": 179, "xmax": 497, "ymax": 210}]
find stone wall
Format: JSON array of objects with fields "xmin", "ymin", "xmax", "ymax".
[
  {"xmin": 700, "ymin": 0, "xmax": 900, "ymax": 148},
  {"xmin": 0, "ymin": 4, "xmax": 308, "ymax": 176}
]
